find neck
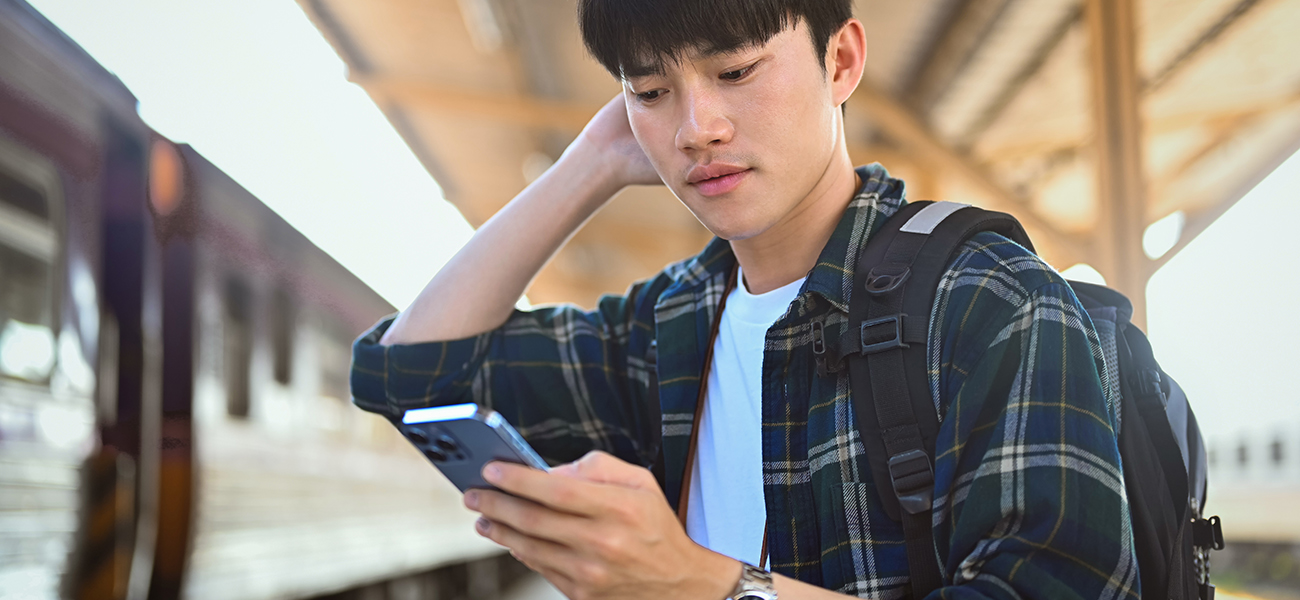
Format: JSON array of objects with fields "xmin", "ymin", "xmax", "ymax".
[{"xmin": 730, "ymin": 147, "xmax": 859, "ymax": 295}]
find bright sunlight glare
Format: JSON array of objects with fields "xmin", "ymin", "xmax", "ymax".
[
  {"xmin": 26, "ymin": 0, "xmax": 475, "ymax": 310},
  {"xmin": 1148, "ymin": 147, "xmax": 1300, "ymax": 443}
]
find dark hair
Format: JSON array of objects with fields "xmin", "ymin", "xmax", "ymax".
[{"xmin": 578, "ymin": 0, "xmax": 853, "ymax": 79}]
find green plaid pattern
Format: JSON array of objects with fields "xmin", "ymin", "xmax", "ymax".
[{"xmin": 352, "ymin": 164, "xmax": 1139, "ymax": 599}]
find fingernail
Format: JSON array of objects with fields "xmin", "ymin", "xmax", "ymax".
[
  {"xmin": 484, "ymin": 464, "xmax": 501, "ymax": 482},
  {"xmin": 464, "ymin": 491, "xmax": 479, "ymax": 509},
  {"xmin": 475, "ymin": 517, "xmax": 490, "ymax": 534}
]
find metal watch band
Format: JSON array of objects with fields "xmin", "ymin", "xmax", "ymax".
[{"xmin": 728, "ymin": 561, "xmax": 777, "ymax": 600}]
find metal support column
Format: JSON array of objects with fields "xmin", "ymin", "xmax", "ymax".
[{"xmin": 1088, "ymin": 0, "xmax": 1150, "ymax": 328}]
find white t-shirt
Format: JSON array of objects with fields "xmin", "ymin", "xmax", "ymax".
[{"xmin": 685, "ymin": 268, "xmax": 805, "ymax": 566}]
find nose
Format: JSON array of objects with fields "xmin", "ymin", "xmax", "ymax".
[{"xmin": 674, "ymin": 89, "xmax": 733, "ymax": 152}]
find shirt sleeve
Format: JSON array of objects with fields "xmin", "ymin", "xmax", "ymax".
[
  {"xmin": 927, "ymin": 281, "xmax": 1140, "ymax": 600},
  {"xmin": 350, "ymin": 275, "xmax": 670, "ymax": 467}
]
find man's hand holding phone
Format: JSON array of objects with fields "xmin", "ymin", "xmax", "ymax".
[
  {"xmin": 400, "ymin": 405, "xmax": 744, "ymax": 599},
  {"xmin": 464, "ymin": 451, "xmax": 740, "ymax": 600}
]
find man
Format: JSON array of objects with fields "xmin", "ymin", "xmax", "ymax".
[{"xmin": 351, "ymin": 1, "xmax": 1139, "ymax": 598}]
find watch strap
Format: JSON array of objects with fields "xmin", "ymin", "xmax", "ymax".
[{"xmin": 728, "ymin": 561, "xmax": 777, "ymax": 600}]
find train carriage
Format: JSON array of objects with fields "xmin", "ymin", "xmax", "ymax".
[{"xmin": 0, "ymin": 1, "xmax": 511, "ymax": 598}]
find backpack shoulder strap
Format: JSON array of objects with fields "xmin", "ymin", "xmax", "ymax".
[{"xmin": 848, "ymin": 201, "xmax": 1033, "ymax": 597}]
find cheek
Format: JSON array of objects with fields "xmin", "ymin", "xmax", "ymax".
[
  {"xmin": 743, "ymin": 83, "xmax": 836, "ymax": 204},
  {"xmin": 628, "ymin": 112, "xmax": 677, "ymax": 171},
  {"xmin": 748, "ymin": 75, "xmax": 833, "ymax": 156}
]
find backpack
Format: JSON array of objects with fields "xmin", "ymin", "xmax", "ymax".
[{"xmin": 837, "ymin": 201, "xmax": 1225, "ymax": 599}]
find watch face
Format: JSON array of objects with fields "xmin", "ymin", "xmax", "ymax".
[{"xmin": 737, "ymin": 593, "xmax": 777, "ymax": 600}]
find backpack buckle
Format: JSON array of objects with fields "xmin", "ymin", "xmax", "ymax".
[
  {"xmin": 865, "ymin": 267, "xmax": 910, "ymax": 295},
  {"xmin": 887, "ymin": 449, "xmax": 934, "ymax": 515},
  {"xmin": 1193, "ymin": 515, "xmax": 1225, "ymax": 551},
  {"xmin": 860, "ymin": 315, "xmax": 909, "ymax": 355}
]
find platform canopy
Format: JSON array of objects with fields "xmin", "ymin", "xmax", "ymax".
[{"xmin": 296, "ymin": 0, "xmax": 1300, "ymax": 324}]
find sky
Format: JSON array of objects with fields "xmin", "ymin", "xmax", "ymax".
[
  {"xmin": 23, "ymin": 1, "xmax": 1300, "ymax": 453},
  {"xmin": 24, "ymin": 0, "xmax": 475, "ymax": 311}
]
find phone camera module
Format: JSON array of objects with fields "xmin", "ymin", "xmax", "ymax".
[
  {"xmin": 424, "ymin": 447, "xmax": 449, "ymax": 462},
  {"xmin": 436, "ymin": 436, "xmax": 458, "ymax": 452},
  {"xmin": 406, "ymin": 429, "xmax": 429, "ymax": 445}
]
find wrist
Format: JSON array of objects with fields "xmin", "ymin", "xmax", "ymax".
[
  {"xmin": 684, "ymin": 548, "xmax": 743, "ymax": 600},
  {"xmin": 554, "ymin": 136, "xmax": 628, "ymax": 205}
]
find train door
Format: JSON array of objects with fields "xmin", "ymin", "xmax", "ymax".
[
  {"xmin": 147, "ymin": 137, "xmax": 196, "ymax": 600},
  {"xmin": 66, "ymin": 122, "xmax": 164, "ymax": 600}
]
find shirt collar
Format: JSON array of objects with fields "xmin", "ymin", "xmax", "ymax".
[{"xmin": 803, "ymin": 163, "xmax": 907, "ymax": 313}]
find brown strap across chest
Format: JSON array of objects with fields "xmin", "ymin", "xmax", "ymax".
[{"xmin": 673, "ymin": 265, "xmax": 769, "ymax": 569}]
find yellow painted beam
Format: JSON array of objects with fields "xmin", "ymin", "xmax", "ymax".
[
  {"xmin": 977, "ymin": 91, "xmax": 1300, "ymax": 163},
  {"xmin": 351, "ymin": 76, "xmax": 601, "ymax": 131},
  {"xmin": 1088, "ymin": 0, "xmax": 1149, "ymax": 327},
  {"xmin": 848, "ymin": 79, "xmax": 1088, "ymax": 266},
  {"xmin": 1148, "ymin": 132, "xmax": 1300, "ymax": 275}
]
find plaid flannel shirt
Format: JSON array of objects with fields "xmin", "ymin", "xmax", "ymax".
[{"xmin": 351, "ymin": 164, "xmax": 1140, "ymax": 600}]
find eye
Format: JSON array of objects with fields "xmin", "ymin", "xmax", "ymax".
[
  {"xmin": 720, "ymin": 63, "xmax": 757, "ymax": 82},
  {"xmin": 636, "ymin": 89, "xmax": 664, "ymax": 102}
]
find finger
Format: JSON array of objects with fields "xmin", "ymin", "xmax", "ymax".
[
  {"xmin": 531, "ymin": 565, "xmax": 577, "ymax": 599},
  {"xmin": 467, "ymin": 489, "xmax": 590, "ymax": 546},
  {"xmin": 568, "ymin": 451, "xmax": 657, "ymax": 490},
  {"xmin": 549, "ymin": 462, "xmax": 580, "ymax": 478},
  {"xmin": 477, "ymin": 518, "xmax": 584, "ymax": 578},
  {"xmin": 482, "ymin": 462, "xmax": 607, "ymax": 516},
  {"xmin": 509, "ymin": 548, "xmax": 578, "ymax": 595}
]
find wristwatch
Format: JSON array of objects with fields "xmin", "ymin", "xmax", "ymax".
[{"xmin": 728, "ymin": 562, "xmax": 777, "ymax": 600}]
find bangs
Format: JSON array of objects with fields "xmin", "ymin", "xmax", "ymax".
[{"xmin": 579, "ymin": 0, "xmax": 852, "ymax": 79}]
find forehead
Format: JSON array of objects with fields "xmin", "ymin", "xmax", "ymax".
[{"xmin": 621, "ymin": 21, "xmax": 809, "ymax": 79}]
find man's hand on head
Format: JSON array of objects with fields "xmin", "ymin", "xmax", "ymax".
[
  {"xmin": 573, "ymin": 94, "xmax": 663, "ymax": 188},
  {"xmin": 463, "ymin": 451, "xmax": 741, "ymax": 600}
]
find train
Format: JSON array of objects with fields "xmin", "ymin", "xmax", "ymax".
[{"xmin": 0, "ymin": 1, "xmax": 526, "ymax": 598}]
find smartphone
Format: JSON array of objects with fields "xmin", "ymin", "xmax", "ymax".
[{"xmin": 400, "ymin": 403, "xmax": 549, "ymax": 492}]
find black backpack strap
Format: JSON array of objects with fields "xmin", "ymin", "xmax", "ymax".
[{"xmin": 848, "ymin": 201, "xmax": 1034, "ymax": 597}]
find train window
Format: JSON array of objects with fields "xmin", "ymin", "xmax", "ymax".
[
  {"xmin": 319, "ymin": 327, "xmax": 350, "ymax": 402},
  {"xmin": 0, "ymin": 166, "xmax": 56, "ymax": 383},
  {"xmin": 224, "ymin": 278, "xmax": 253, "ymax": 418},
  {"xmin": 271, "ymin": 288, "xmax": 294, "ymax": 385},
  {"xmin": 0, "ymin": 166, "xmax": 49, "ymax": 219},
  {"xmin": 317, "ymin": 321, "xmax": 352, "ymax": 432}
]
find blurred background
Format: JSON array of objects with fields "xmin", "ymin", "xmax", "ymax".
[{"xmin": 0, "ymin": 0, "xmax": 1297, "ymax": 598}]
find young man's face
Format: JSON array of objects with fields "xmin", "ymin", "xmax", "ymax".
[{"xmin": 624, "ymin": 20, "xmax": 847, "ymax": 241}]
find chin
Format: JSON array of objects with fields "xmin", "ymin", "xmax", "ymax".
[
  {"xmin": 671, "ymin": 183, "xmax": 780, "ymax": 241},
  {"xmin": 694, "ymin": 213, "xmax": 774, "ymax": 242}
]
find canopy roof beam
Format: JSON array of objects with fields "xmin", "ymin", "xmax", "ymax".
[
  {"xmin": 1145, "ymin": 0, "xmax": 1267, "ymax": 91},
  {"xmin": 850, "ymin": 79, "xmax": 1088, "ymax": 266},
  {"xmin": 1088, "ymin": 0, "xmax": 1149, "ymax": 327},
  {"xmin": 957, "ymin": 5, "xmax": 1083, "ymax": 147},
  {"xmin": 1149, "ymin": 130, "xmax": 1300, "ymax": 275},
  {"xmin": 902, "ymin": 0, "xmax": 1015, "ymax": 114},
  {"xmin": 351, "ymin": 76, "xmax": 600, "ymax": 131}
]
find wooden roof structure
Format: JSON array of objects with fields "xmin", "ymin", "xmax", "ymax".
[{"xmin": 295, "ymin": 0, "xmax": 1300, "ymax": 326}]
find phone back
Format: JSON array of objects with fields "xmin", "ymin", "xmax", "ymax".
[{"xmin": 400, "ymin": 407, "xmax": 548, "ymax": 492}]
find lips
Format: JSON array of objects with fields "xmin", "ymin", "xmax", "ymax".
[
  {"xmin": 686, "ymin": 162, "xmax": 748, "ymax": 184},
  {"xmin": 686, "ymin": 163, "xmax": 751, "ymax": 197}
]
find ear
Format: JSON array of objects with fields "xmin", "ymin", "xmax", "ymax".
[{"xmin": 826, "ymin": 18, "xmax": 867, "ymax": 107}]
